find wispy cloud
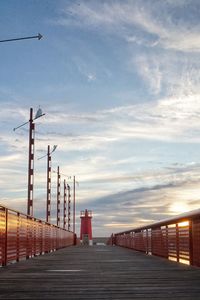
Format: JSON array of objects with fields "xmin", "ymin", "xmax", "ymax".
[
  {"xmin": 2, "ymin": 91, "xmax": 200, "ymax": 161},
  {"xmin": 80, "ymin": 174, "xmax": 200, "ymax": 235},
  {"xmin": 54, "ymin": 1, "xmax": 200, "ymax": 98},
  {"xmin": 57, "ymin": 1, "xmax": 200, "ymax": 52}
]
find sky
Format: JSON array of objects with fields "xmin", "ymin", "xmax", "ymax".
[{"xmin": 1, "ymin": 0, "xmax": 200, "ymax": 237}]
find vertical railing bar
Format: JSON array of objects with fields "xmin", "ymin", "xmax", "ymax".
[
  {"xmin": 16, "ymin": 212, "xmax": 20, "ymax": 262},
  {"xmin": 151, "ymin": 228, "xmax": 154, "ymax": 255},
  {"xmin": 40, "ymin": 220, "xmax": 43, "ymax": 255},
  {"xmin": 34, "ymin": 218, "xmax": 36, "ymax": 256},
  {"xmin": 189, "ymin": 220, "xmax": 193, "ymax": 266},
  {"xmin": 3, "ymin": 208, "xmax": 8, "ymax": 266},
  {"xmin": 176, "ymin": 223, "xmax": 179, "ymax": 262},
  {"xmin": 146, "ymin": 229, "xmax": 148, "ymax": 254},
  {"xmin": 26, "ymin": 216, "xmax": 29, "ymax": 259},
  {"xmin": 166, "ymin": 225, "xmax": 169, "ymax": 259}
]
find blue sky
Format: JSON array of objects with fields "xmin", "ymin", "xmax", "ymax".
[{"xmin": 1, "ymin": 0, "xmax": 200, "ymax": 236}]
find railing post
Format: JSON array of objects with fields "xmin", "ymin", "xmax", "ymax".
[
  {"xmin": 166, "ymin": 225, "xmax": 169, "ymax": 259},
  {"xmin": 176, "ymin": 223, "xmax": 179, "ymax": 262},
  {"xmin": 74, "ymin": 233, "xmax": 77, "ymax": 246},
  {"xmin": 151, "ymin": 228, "xmax": 154, "ymax": 255},
  {"xmin": 16, "ymin": 212, "xmax": 20, "ymax": 262},
  {"xmin": 26, "ymin": 216, "xmax": 29, "ymax": 259},
  {"xmin": 189, "ymin": 220, "xmax": 193, "ymax": 266},
  {"xmin": 40, "ymin": 220, "xmax": 43, "ymax": 255},
  {"xmin": 33, "ymin": 218, "xmax": 36, "ymax": 256},
  {"xmin": 146, "ymin": 229, "xmax": 148, "ymax": 254},
  {"xmin": 2, "ymin": 208, "xmax": 8, "ymax": 266},
  {"xmin": 110, "ymin": 233, "xmax": 113, "ymax": 246}
]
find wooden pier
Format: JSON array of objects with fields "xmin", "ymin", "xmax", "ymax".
[{"xmin": 0, "ymin": 245, "xmax": 200, "ymax": 299}]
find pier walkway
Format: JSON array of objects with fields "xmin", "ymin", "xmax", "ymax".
[{"xmin": 0, "ymin": 245, "xmax": 200, "ymax": 299}]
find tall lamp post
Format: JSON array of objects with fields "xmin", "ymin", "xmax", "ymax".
[
  {"xmin": 57, "ymin": 166, "xmax": 61, "ymax": 227},
  {"xmin": 67, "ymin": 184, "xmax": 71, "ymax": 231},
  {"xmin": 63, "ymin": 179, "xmax": 67, "ymax": 229},
  {"xmin": 73, "ymin": 176, "xmax": 79, "ymax": 234},
  {"xmin": 73, "ymin": 176, "xmax": 76, "ymax": 233},
  {"xmin": 52, "ymin": 171, "xmax": 71, "ymax": 230},
  {"xmin": 13, "ymin": 107, "xmax": 45, "ymax": 216},
  {"xmin": 38, "ymin": 145, "xmax": 57, "ymax": 223},
  {"xmin": 47, "ymin": 145, "xmax": 57, "ymax": 223}
]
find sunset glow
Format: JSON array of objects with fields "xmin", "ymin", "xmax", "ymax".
[
  {"xmin": 169, "ymin": 202, "xmax": 189, "ymax": 214},
  {"xmin": 0, "ymin": 1, "xmax": 200, "ymax": 236}
]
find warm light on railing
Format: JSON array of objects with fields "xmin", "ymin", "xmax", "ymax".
[
  {"xmin": 108, "ymin": 209, "xmax": 200, "ymax": 268},
  {"xmin": 178, "ymin": 221, "xmax": 189, "ymax": 227},
  {"xmin": 0, "ymin": 204, "xmax": 75, "ymax": 267}
]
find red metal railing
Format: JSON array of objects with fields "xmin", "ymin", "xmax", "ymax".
[
  {"xmin": 0, "ymin": 204, "xmax": 75, "ymax": 266},
  {"xmin": 108, "ymin": 209, "xmax": 200, "ymax": 267}
]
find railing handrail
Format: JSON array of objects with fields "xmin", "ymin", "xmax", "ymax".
[
  {"xmin": 0, "ymin": 204, "xmax": 73, "ymax": 232},
  {"xmin": 115, "ymin": 208, "xmax": 200, "ymax": 235},
  {"xmin": 109, "ymin": 208, "xmax": 200, "ymax": 268},
  {"xmin": 0, "ymin": 203, "xmax": 75, "ymax": 266}
]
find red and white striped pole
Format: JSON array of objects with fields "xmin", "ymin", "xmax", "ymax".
[
  {"xmin": 63, "ymin": 180, "xmax": 67, "ymax": 229},
  {"xmin": 46, "ymin": 145, "xmax": 51, "ymax": 223},
  {"xmin": 27, "ymin": 108, "xmax": 35, "ymax": 216},
  {"xmin": 67, "ymin": 184, "xmax": 71, "ymax": 231},
  {"xmin": 57, "ymin": 166, "xmax": 61, "ymax": 227},
  {"xmin": 73, "ymin": 176, "xmax": 76, "ymax": 233}
]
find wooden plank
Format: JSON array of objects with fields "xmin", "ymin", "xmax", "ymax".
[{"xmin": 0, "ymin": 245, "xmax": 200, "ymax": 299}]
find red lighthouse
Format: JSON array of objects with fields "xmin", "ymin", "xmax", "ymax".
[{"xmin": 80, "ymin": 209, "xmax": 93, "ymax": 246}]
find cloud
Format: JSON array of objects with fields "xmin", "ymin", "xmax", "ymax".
[
  {"xmin": 87, "ymin": 73, "xmax": 96, "ymax": 82},
  {"xmin": 3, "ymin": 91, "xmax": 200, "ymax": 162},
  {"xmin": 57, "ymin": 1, "xmax": 200, "ymax": 52},
  {"xmin": 131, "ymin": 49, "xmax": 200, "ymax": 96},
  {"xmin": 1, "ymin": 94, "xmax": 200, "ymax": 235},
  {"xmin": 134, "ymin": 55, "xmax": 162, "ymax": 94},
  {"xmin": 54, "ymin": 1, "xmax": 200, "ymax": 97},
  {"xmin": 40, "ymin": 92, "xmax": 200, "ymax": 146},
  {"xmin": 79, "ymin": 173, "xmax": 200, "ymax": 235},
  {"xmin": 73, "ymin": 57, "xmax": 97, "ymax": 82}
]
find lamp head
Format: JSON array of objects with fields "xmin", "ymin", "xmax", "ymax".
[
  {"xmin": 52, "ymin": 145, "xmax": 57, "ymax": 153},
  {"xmin": 35, "ymin": 107, "xmax": 43, "ymax": 119}
]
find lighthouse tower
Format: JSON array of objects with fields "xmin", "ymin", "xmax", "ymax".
[{"xmin": 80, "ymin": 209, "xmax": 93, "ymax": 246}]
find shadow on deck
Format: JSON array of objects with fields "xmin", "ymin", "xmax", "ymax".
[{"xmin": 0, "ymin": 245, "xmax": 200, "ymax": 299}]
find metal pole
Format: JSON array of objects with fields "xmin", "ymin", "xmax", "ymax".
[
  {"xmin": 27, "ymin": 108, "xmax": 35, "ymax": 216},
  {"xmin": 73, "ymin": 176, "xmax": 76, "ymax": 233},
  {"xmin": 63, "ymin": 180, "xmax": 67, "ymax": 229},
  {"xmin": 57, "ymin": 166, "xmax": 61, "ymax": 227},
  {"xmin": 67, "ymin": 184, "xmax": 71, "ymax": 231},
  {"xmin": 46, "ymin": 145, "xmax": 51, "ymax": 223}
]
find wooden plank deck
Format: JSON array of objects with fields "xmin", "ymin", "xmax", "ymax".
[{"xmin": 0, "ymin": 245, "xmax": 200, "ymax": 299}]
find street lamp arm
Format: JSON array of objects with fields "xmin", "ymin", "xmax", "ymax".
[
  {"xmin": 38, "ymin": 145, "xmax": 57, "ymax": 160},
  {"xmin": 37, "ymin": 153, "xmax": 48, "ymax": 160},
  {"xmin": 13, "ymin": 110, "xmax": 45, "ymax": 131},
  {"xmin": 53, "ymin": 170, "xmax": 71, "ymax": 179},
  {"xmin": 13, "ymin": 120, "xmax": 29, "ymax": 131}
]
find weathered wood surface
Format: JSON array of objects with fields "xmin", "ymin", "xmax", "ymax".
[{"xmin": 0, "ymin": 245, "xmax": 200, "ymax": 299}]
